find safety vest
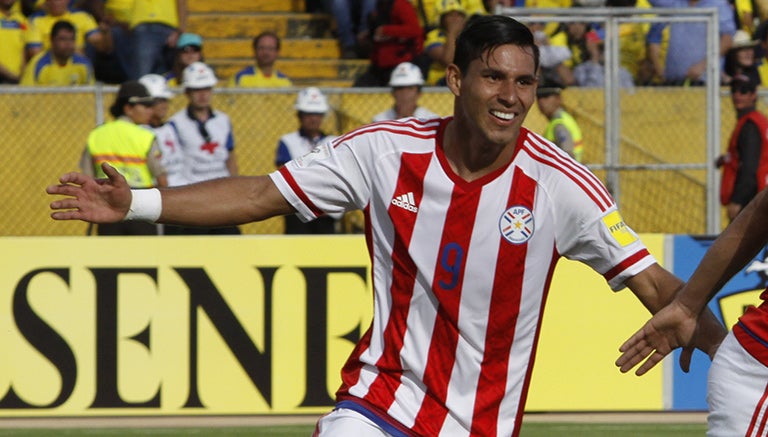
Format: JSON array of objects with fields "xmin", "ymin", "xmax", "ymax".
[
  {"xmin": 720, "ymin": 110, "xmax": 768, "ymax": 205},
  {"xmin": 87, "ymin": 119, "xmax": 156, "ymax": 188},
  {"xmin": 544, "ymin": 110, "xmax": 584, "ymax": 162}
]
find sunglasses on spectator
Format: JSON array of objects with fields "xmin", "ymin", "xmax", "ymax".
[
  {"xmin": 181, "ymin": 46, "xmax": 202, "ymax": 53},
  {"xmin": 732, "ymin": 83, "xmax": 756, "ymax": 94}
]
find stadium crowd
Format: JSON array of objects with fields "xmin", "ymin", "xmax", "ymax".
[{"xmin": 0, "ymin": 0, "xmax": 758, "ymax": 88}]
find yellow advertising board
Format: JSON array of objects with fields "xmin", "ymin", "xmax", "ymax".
[{"xmin": 0, "ymin": 235, "xmax": 665, "ymax": 417}]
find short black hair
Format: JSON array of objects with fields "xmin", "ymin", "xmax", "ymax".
[
  {"xmin": 51, "ymin": 20, "xmax": 76, "ymax": 40},
  {"xmin": 453, "ymin": 15, "xmax": 540, "ymax": 75}
]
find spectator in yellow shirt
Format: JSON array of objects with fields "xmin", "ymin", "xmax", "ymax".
[
  {"xmin": 28, "ymin": 0, "xmax": 111, "ymax": 56},
  {"xmin": 0, "ymin": 0, "xmax": 42, "ymax": 84},
  {"xmin": 20, "ymin": 19, "xmax": 94, "ymax": 85},
  {"xmin": 229, "ymin": 31, "xmax": 292, "ymax": 87}
]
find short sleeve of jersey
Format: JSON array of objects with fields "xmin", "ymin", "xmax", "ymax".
[
  {"xmin": 524, "ymin": 140, "xmax": 656, "ymax": 290},
  {"xmin": 269, "ymin": 137, "xmax": 370, "ymax": 221},
  {"xmin": 549, "ymin": 177, "xmax": 656, "ymax": 290}
]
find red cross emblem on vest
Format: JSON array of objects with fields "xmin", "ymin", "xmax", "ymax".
[{"xmin": 201, "ymin": 142, "xmax": 219, "ymax": 154}]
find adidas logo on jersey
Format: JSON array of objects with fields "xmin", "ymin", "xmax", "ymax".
[{"xmin": 391, "ymin": 192, "xmax": 418, "ymax": 212}]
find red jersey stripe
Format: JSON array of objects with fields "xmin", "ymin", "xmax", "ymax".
[
  {"xmin": 745, "ymin": 379, "xmax": 768, "ymax": 436},
  {"xmin": 278, "ymin": 166, "xmax": 325, "ymax": 218},
  {"xmin": 603, "ymin": 249, "xmax": 650, "ymax": 282},
  {"xmin": 470, "ymin": 167, "xmax": 537, "ymax": 436},
  {"xmin": 411, "ymin": 183, "xmax": 481, "ymax": 435},
  {"xmin": 363, "ymin": 152, "xmax": 433, "ymax": 411}
]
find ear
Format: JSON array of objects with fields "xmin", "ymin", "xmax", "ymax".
[{"xmin": 445, "ymin": 64, "xmax": 462, "ymax": 96}]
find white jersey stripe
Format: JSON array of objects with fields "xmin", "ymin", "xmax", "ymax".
[
  {"xmin": 524, "ymin": 131, "xmax": 610, "ymax": 201},
  {"xmin": 523, "ymin": 134, "xmax": 613, "ymax": 211}
]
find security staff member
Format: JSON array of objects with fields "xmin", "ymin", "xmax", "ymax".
[
  {"xmin": 80, "ymin": 80, "xmax": 167, "ymax": 235},
  {"xmin": 536, "ymin": 82, "xmax": 585, "ymax": 162}
]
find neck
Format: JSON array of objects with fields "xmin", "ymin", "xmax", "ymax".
[
  {"xmin": 258, "ymin": 64, "xmax": 273, "ymax": 76},
  {"xmin": 395, "ymin": 102, "xmax": 417, "ymax": 119},
  {"xmin": 53, "ymin": 53, "xmax": 69, "ymax": 66},
  {"xmin": 191, "ymin": 106, "xmax": 211, "ymax": 121},
  {"xmin": 442, "ymin": 119, "xmax": 518, "ymax": 182}
]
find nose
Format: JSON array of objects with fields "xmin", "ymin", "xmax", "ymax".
[{"xmin": 497, "ymin": 80, "xmax": 519, "ymax": 107}]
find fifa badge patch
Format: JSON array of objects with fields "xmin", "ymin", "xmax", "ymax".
[
  {"xmin": 295, "ymin": 143, "xmax": 331, "ymax": 168},
  {"xmin": 499, "ymin": 205, "xmax": 534, "ymax": 244},
  {"xmin": 602, "ymin": 210, "xmax": 637, "ymax": 247}
]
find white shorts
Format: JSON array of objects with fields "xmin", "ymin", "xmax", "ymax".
[
  {"xmin": 708, "ymin": 330, "xmax": 768, "ymax": 437},
  {"xmin": 313, "ymin": 407, "xmax": 394, "ymax": 437}
]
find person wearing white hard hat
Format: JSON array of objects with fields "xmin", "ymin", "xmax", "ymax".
[
  {"xmin": 139, "ymin": 73, "xmax": 188, "ymax": 190},
  {"xmin": 372, "ymin": 62, "xmax": 438, "ymax": 122},
  {"xmin": 275, "ymin": 87, "xmax": 337, "ymax": 234},
  {"xmin": 166, "ymin": 61, "xmax": 240, "ymax": 234}
]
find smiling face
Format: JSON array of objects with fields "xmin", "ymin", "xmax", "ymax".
[{"xmin": 447, "ymin": 43, "xmax": 538, "ymax": 148}]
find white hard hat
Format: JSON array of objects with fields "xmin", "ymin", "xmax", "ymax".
[
  {"xmin": 295, "ymin": 87, "xmax": 329, "ymax": 113},
  {"xmin": 182, "ymin": 62, "xmax": 217, "ymax": 89},
  {"xmin": 138, "ymin": 74, "xmax": 173, "ymax": 99},
  {"xmin": 388, "ymin": 62, "xmax": 424, "ymax": 87}
]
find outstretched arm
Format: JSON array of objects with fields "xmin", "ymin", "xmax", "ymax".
[
  {"xmin": 47, "ymin": 163, "xmax": 295, "ymax": 227},
  {"xmin": 616, "ymin": 188, "xmax": 768, "ymax": 375}
]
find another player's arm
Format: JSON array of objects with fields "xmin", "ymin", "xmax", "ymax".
[
  {"xmin": 616, "ymin": 190, "xmax": 768, "ymax": 375},
  {"xmin": 623, "ymin": 263, "xmax": 726, "ymax": 371}
]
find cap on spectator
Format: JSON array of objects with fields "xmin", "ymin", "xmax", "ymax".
[
  {"xmin": 182, "ymin": 62, "xmax": 217, "ymax": 89},
  {"xmin": 110, "ymin": 80, "xmax": 154, "ymax": 117},
  {"xmin": 139, "ymin": 74, "xmax": 174, "ymax": 99},
  {"xmin": 116, "ymin": 80, "xmax": 155, "ymax": 104},
  {"xmin": 295, "ymin": 87, "xmax": 329, "ymax": 113},
  {"xmin": 536, "ymin": 79, "xmax": 564, "ymax": 98},
  {"xmin": 731, "ymin": 30, "xmax": 758, "ymax": 50},
  {"xmin": 389, "ymin": 62, "xmax": 425, "ymax": 87},
  {"xmin": 730, "ymin": 74, "xmax": 758, "ymax": 93},
  {"xmin": 177, "ymin": 32, "xmax": 203, "ymax": 49}
]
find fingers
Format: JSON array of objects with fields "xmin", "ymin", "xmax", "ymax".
[
  {"xmin": 51, "ymin": 210, "xmax": 84, "ymax": 221},
  {"xmin": 57, "ymin": 172, "xmax": 90, "ymax": 186},
  {"xmin": 634, "ymin": 350, "xmax": 666, "ymax": 376},
  {"xmin": 616, "ymin": 341, "xmax": 654, "ymax": 373},
  {"xmin": 679, "ymin": 347, "xmax": 693, "ymax": 373},
  {"xmin": 102, "ymin": 163, "xmax": 123, "ymax": 182},
  {"xmin": 47, "ymin": 183, "xmax": 83, "ymax": 197}
]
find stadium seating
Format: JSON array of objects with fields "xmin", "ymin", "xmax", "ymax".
[{"xmin": 186, "ymin": 0, "xmax": 369, "ymax": 87}]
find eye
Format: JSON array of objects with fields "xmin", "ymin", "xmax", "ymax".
[
  {"xmin": 485, "ymin": 72, "xmax": 503, "ymax": 82},
  {"xmin": 517, "ymin": 77, "xmax": 536, "ymax": 87}
]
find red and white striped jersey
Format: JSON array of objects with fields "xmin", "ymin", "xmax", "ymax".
[{"xmin": 270, "ymin": 117, "xmax": 656, "ymax": 437}]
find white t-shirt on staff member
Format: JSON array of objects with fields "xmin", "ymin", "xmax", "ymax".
[
  {"xmin": 144, "ymin": 122, "xmax": 188, "ymax": 187},
  {"xmin": 371, "ymin": 107, "xmax": 438, "ymax": 123},
  {"xmin": 169, "ymin": 108, "xmax": 234, "ymax": 184}
]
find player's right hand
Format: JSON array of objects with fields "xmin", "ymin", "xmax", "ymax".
[{"xmin": 47, "ymin": 163, "xmax": 132, "ymax": 224}]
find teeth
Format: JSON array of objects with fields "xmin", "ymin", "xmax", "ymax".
[{"xmin": 491, "ymin": 110, "xmax": 515, "ymax": 120}]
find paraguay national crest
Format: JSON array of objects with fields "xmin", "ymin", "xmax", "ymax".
[{"xmin": 499, "ymin": 205, "xmax": 534, "ymax": 244}]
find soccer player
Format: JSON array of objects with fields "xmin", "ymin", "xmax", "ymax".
[
  {"xmin": 47, "ymin": 15, "xmax": 724, "ymax": 436},
  {"xmin": 616, "ymin": 189, "xmax": 768, "ymax": 436}
]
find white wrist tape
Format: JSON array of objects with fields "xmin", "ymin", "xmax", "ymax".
[{"xmin": 124, "ymin": 188, "xmax": 162, "ymax": 222}]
